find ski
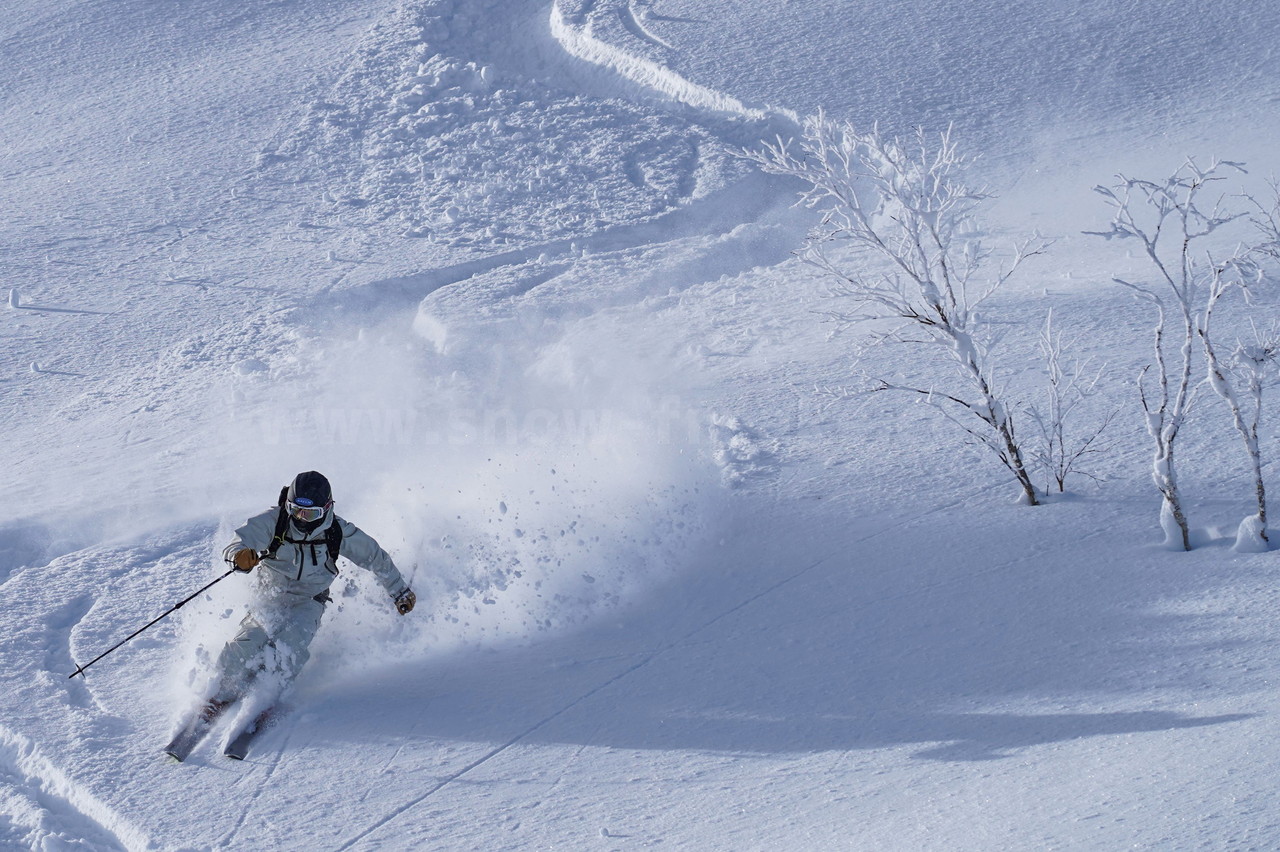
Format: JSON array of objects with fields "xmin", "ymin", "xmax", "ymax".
[
  {"xmin": 223, "ymin": 706, "xmax": 277, "ymax": 760},
  {"xmin": 163, "ymin": 699, "xmax": 232, "ymax": 762}
]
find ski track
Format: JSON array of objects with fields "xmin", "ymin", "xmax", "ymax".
[
  {"xmin": 549, "ymin": 0, "xmax": 793, "ymax": 126},
  {"xmin": 335, "ymin": 649, "xmax": 662, "ymax": 850},
  {"xmin": 49, "ymin": 595, "xmax": 97, "ymax": 685},
  {"xmin": 338, "ymin": 480, "xmax": 1014, "ymax": 848},
  {"xmin": 0, "ymin": 724, "xmax": 152, "ymax": 852},
  {"xmin": 371, "ymin": 707, "xmax": 430, "ymax": 782},
  {"xmin": 617, "ymin": 1, "xmax": 676, "ymax": 51},
  {"xmin": 368, "ymin": 168, "xmax": 804, "ymax": 346},
  {"xmin": 337, "ymin": 0, "xmax": 809, "ymax": 328},
  {"xmin": 217, "ymin": 726, "xmax": 295, "ymax": 849}
]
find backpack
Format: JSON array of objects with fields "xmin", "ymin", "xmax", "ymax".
[{"xmin": 265, "ymin": 485, "xmax": 343, "ymax": 566}]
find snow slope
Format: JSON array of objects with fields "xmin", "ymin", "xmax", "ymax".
[{"xmin": 4, "ymin": 0, "xmax": 1280, "ymax": 849}]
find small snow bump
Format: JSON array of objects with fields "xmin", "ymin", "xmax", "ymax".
[{"xmin": 236, "ymin": 358, "xmax": 269, "ymax": 375}]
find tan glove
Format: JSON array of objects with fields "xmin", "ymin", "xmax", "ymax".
[
  {"xmin": 230, "ymin": 549, "xmax": 260, "ymax": 572},
  {"xmin": 393, "ymin": 588, "xmax": 416, "ymax": 615}
]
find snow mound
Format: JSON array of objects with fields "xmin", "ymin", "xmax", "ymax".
[
  {"xmin": 1233, "ymin": 513, "xmax": 1270, "ymax": 553},
  {"xmin": 709, "ymin": 413, "xmax": 781, "ymax": 487}
]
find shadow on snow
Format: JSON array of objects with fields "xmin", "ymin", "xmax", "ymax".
[{"xmin": 309, "ymin": 492, "xmax": 1260, "ymax": 763}]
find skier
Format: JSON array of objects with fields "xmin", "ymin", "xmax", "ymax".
[
  {"xmin": 211, "ymin": 470, "xmax": 416, "ymax": 706},
  {"xmin": 165, "ymin": 470, "xmax": 416, "ymax": 760}
]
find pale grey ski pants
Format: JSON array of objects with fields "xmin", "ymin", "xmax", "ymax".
[{"xmin": 211, "ymin": 596, "xmax": 325, "ymax": 703}]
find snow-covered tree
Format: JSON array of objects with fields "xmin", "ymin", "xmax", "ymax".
[
  {"xmin": 747, "ymin": 115, "xmax": 1049, "ymax": 505},
  {"xmin": 1089, "ymin": 159, "xmax": 1249, "ymax": 550},
  {"xmin": 1200, "ymin": 189, "xmax": 1280, "ymax": 550},
  {"xmin": 1024, "ymin": 311, "xmax": 1116, "ymax": 494},
  {"xmin": 1211, "ymin": 319, "xmax": 1280, "ymax": 551}
]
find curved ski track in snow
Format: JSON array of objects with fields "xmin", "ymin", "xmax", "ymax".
[
  {"xmin": 364, "ymin": 0, "xmax": 809, "ymax": 346},
  {"xmin": 618, "ymin": 0, "xmax": 676, "ymax": 51},
  {"xmin": 217, "ymin": 726, "xmax": 296, "ymax": 849},
  {"xmin": 550, "ymin": 0, "xmax": 796, "ymax": 128},
  {"xmin": 0, "ymin": 725, "xmax": 152, "ymax": 851}
]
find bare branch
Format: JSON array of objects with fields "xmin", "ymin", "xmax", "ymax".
[{"xmin": 1024, "ymin": 310, "xmax": 1119, "ymax": 492}]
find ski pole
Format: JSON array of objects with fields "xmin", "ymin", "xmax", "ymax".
[{"xmin": 68, "ymin": 567, "xmax": 239, "ymax": 679}]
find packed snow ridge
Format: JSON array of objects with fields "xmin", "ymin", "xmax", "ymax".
[{"xmin": 550, "ymin": 0, "xmax": 795, "ymax": 128}]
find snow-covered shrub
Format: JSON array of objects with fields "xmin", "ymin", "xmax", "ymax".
[
  {"xmin": 747, "ymin": 115, "xmax": 1049, "ymax": 505},
  {"xmin": 1089, "ymin": 159, "xmax": 1253, "ymax": 550}
]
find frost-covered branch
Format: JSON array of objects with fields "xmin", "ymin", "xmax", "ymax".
[
  {"xmin": 747, "ymin": 115, "xmax": 1050, "ymax": 505},
  {"xmin": 1251, "ymin": 180, "xmax": 1280, "ymax": 263},
  {"xmin": 1024, "ymin": 311, "xmax": 1117, "ymax": 493}
]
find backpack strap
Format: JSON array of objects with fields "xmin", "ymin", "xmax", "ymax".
[
  {"xmin": 324, "ymin": 520, "xmax": 344, "ymax": 564},
  {"xmin": 264, "ymin": 486, "xmax": 290, "ymax": 560}
]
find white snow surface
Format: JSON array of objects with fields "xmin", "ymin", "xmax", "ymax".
[{"xmin": 3, "ymin": 0, "xmax": 1280, "ymax": 849}]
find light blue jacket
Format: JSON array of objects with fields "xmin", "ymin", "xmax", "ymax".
[{"xmin": 222, "ymin": 508, "xmax": 408, "ymax": 603}]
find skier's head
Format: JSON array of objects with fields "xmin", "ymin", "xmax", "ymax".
[{"xmin": 286, "ymin": 471, "xmax": 333, "ymax": 533}]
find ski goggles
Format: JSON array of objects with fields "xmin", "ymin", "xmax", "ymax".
[{"xmin": 287, "ymin": 498, "xmax": 332, "ymax": 523}]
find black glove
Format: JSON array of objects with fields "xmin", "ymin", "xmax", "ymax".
[{"xmin": 394, "ymin": 588, "xmax": 416, "ymax": 615}]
